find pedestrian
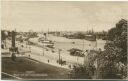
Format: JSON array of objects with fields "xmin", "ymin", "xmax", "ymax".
[
  {"xmin": 29, "ymin": 54, "xmax": 31, "ymax": 58},
  {"xmin": 48, "ymin": 59, "xmax": 49, "ymax": 63},
  {"xmin": 69, "ymin": 65, "xmax": 71, "ymax": 69},
  {"xmin": 11, "ymin": 53, "xmax": 16, "ymax": 62}
]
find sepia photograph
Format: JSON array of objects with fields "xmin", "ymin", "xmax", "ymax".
[{"xmin": 1, "ymin": 1, "xmax": 128, "ymax": 80}]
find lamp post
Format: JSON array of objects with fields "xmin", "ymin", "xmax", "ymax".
[
  {"xmin": 58, "ymin": 49, "xmax": 61, "ymax": 61},
  {"xmin": 83, "ymin": 39, "xmax": 84, "ymax": 50},
  {"xmin": 76, "ymin": 51, "xmax": 79, "ymax": 65},
  {"xmin": 29, "ymin": 45, "xmax": 31, "ymax": 53},
  {"xmin": 43, "ymin": 42, "xmax": 45, "ymax": 56},
  {"xmin": 58, "ymin": 49, "xmax": 62, "ymax": 64}
]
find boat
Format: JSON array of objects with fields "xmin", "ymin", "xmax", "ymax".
[
  {"xmin": 84, "ymin": 35, "xmax": 96, "ymax": 41},
  {"xmin": 38, "ymin": 38, "xmax": 54, "ymax": 47}
]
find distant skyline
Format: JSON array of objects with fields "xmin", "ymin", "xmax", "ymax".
[{"xmin": 1, "ymin": 1, "xmax": 128, "ymax": 32}]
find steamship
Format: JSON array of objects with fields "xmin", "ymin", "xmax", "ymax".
[
  {"xmin": 38, "ymin": 37, "xmax": 54, "ymax": 48},
  {"xmin": 85, "ymin": 28, "xmax": 96, "ymax": 41},
  {"xmin": 84, "ymin": 34, "xmax": 96, "ymax": 41}
]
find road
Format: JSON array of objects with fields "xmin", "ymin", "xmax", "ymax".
[
  {"xmin": 3, "ymin": 35, "xmax": 103, "ymax": 69},
  {"xmin": 4, "ymin": 40, "xmax": 84, "ymax": 69},
  {"xmin": 20, "ymin": 41, "xmax": 85, "ymax": 69}
]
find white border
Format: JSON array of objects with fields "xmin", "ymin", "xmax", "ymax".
[{"xmin": 0, "ymin": 0, "xmax": 128, "ymax": 80}]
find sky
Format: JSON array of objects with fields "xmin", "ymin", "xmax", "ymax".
[{"xmin": 1, "ymin": 1, "xmax": 128, "ymax": 32}]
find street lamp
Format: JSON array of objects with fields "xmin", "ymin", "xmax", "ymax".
[
  {"xmin": 76, "ymin": 51, "xmax": 79, "ymax": 65},
  {"xmin": 29, "ymin": 45, "xmax": 31, "ymax": 53},
  {"xmin": 58, "ymin": 49, "xmax": 62, "ymax": 64},
  {"xmin": 83, "ymin": 39, "xmax": 84, "ymax": 50},
  {"xmin": 43, "ymin": 42, "xmax": 45, "ymax": 56}
]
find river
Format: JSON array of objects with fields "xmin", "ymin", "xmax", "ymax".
[{"xmin": 47, "ymin": 35, "xmax": 106, "ymax": 52}]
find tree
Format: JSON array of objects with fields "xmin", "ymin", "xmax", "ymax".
[
  {"xmin": 70, "ymin": 65, "xmax": 95, "ymax": 79},
  {"xmin": 97, "ymin": 19, "xmax": 127, "ymax": 79},
  {"xmin": 1, "ymin": 30, "xmax": 8, "ymax": 41}
]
